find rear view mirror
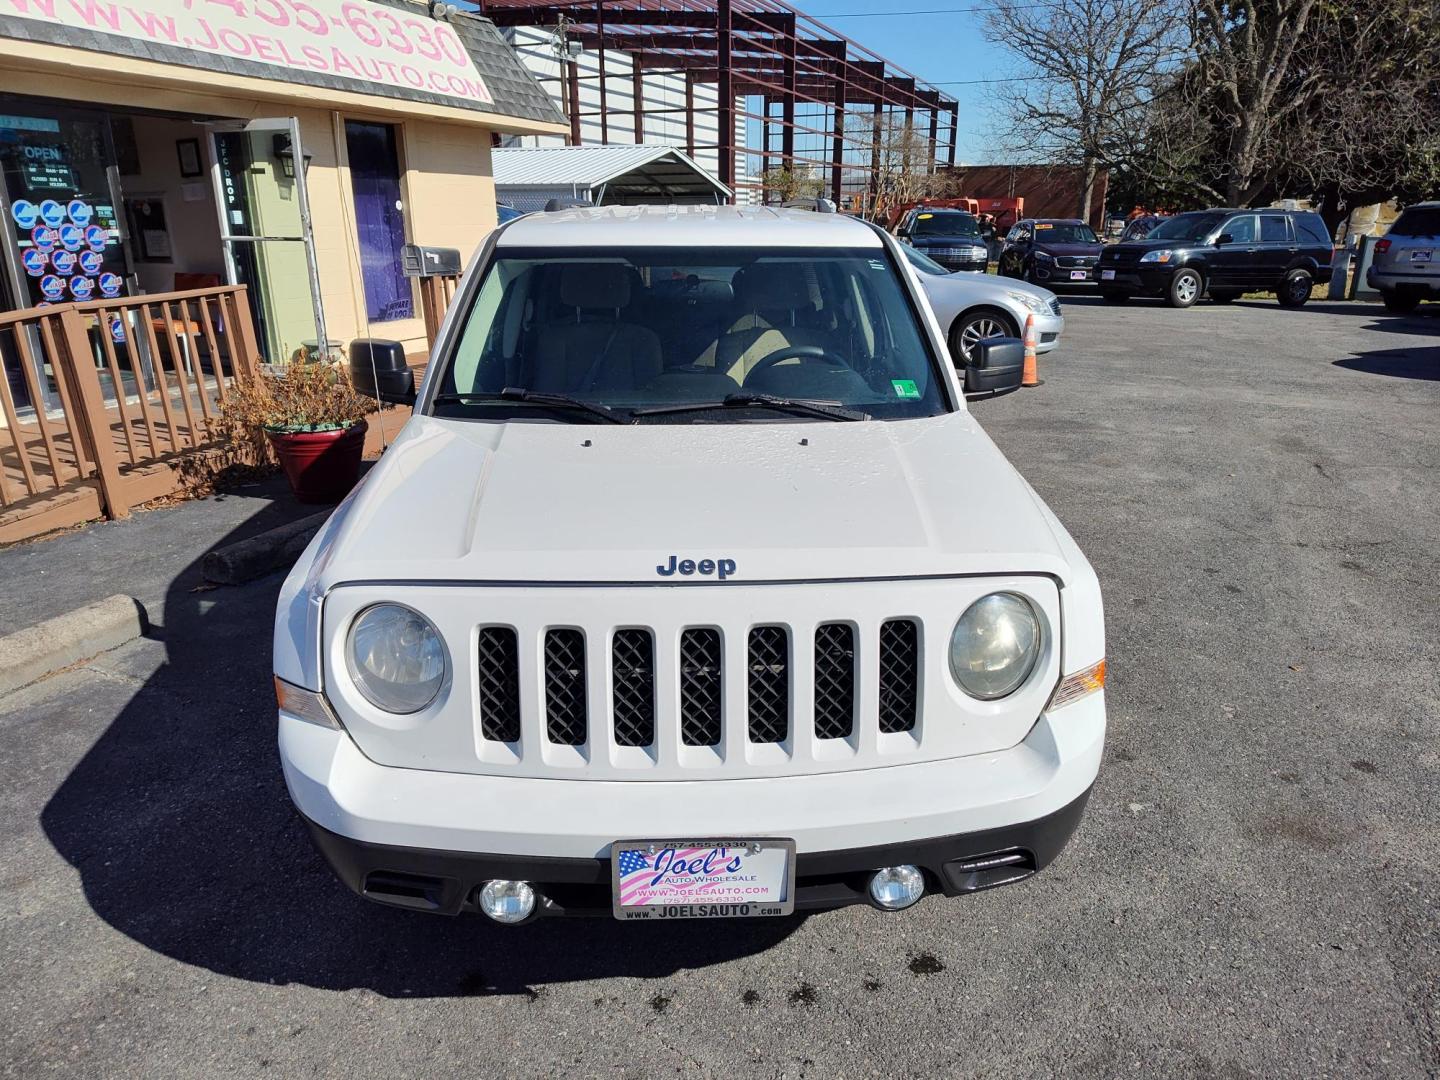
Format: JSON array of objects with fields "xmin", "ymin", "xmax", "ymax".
[
  {"xmin": 1215, "ymin": 233, "xmax": 1233, "ymax": 246},
  {"xmin": 350, "ymin": 339, "xmax": 416, "ymax": 406},
  {"xmin": 965, "ymin": 337, "xmax": 1024, "ymax": 396}
]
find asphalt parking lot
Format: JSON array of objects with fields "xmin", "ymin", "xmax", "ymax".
[{"xmin": 1, "ymin": 296, "xmax": 1437, "ymax": 1078}]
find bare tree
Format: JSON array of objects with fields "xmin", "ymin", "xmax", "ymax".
[
  {"xmin": 981, "ymin": 0, "xmax": 1185, "ymax": 221},
  {"xmin": 845, "ymin": 111, "xmax": 947, "ymax": 217},
  {"xmin": 760, "ymin": 165, "xmax": 826, "ymax": 204},
  {"xmin": 1187, "ymin": 0, "xmax": 1321, "ymax": 206}
]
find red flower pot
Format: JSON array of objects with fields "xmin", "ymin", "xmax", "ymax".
[{"xmin": 266, "ymin": 420, "xmax": 367, "ymax": 504}]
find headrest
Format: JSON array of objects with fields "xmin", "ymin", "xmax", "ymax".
[
  {"xmin": 560, "ymin": 264, "xmax": 631, "ymax": 309},
  {"xmin": 733, "ymin": 263, "xmax": 814, "ymax": 311}
]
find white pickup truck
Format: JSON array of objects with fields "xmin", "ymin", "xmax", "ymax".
[{"xmin": 275, "ymin": 205, "xmax": 1106, "ymax": 924}]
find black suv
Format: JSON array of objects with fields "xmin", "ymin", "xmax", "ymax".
[
  {"xmin": 896, "ymin": 209, "xmax": 989, "ymax": 272},
  {"xmin": 998, "ymin": 219, "xmax": 1104, "ymax": 288},
  {"xmin": 1097, "ymin": 208, "xmax": 1334, "ymax": 308}
]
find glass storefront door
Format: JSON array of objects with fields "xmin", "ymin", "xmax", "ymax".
[
  {"xmin": 0, "ymin": 105, "xmax": 132, "ymax": 412},
  {"xmin": 207, "ymin": 118, "xmax": 328, "ymax": 365}
]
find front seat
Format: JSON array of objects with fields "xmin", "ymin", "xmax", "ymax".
[
  {"xmin": 713, "ymin": 263, "xmax": 836, "ymax": 384},
  {"xmin": 530, "ymin": 265, "xmax": 662, "ymax": 394}
]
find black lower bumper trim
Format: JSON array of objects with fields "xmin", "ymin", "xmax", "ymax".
[{"xmin": 301, "ymin": 785, "xmax": 1093, "ymax": 918}]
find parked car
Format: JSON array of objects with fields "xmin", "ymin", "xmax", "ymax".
[
  {"xmin": 895, "ymin": 208, "xmax": 990, "ymax": 272},
  {"xmin": 1367, "ymin": 201, "xmax": 1440, "ymax": 312},
  {"xmin": 998, "ymin": 219, "xmax": 1103, "ymax": 287},
  {"xmin": 901, "ymin": 244, "xmax": 1064, "ymax": 369},
  {"xmin": 274, "ymin": 205, "xmax": 1107, "ymax": 925},
  {"xmin": 1119, "ymin": 215, "xmax": 1168, "ymax": 243},
  {"xmin": 1097, "ymin": 208, "xmax": 1334, "ymax": 308}
]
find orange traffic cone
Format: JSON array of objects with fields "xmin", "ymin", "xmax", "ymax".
[{"xmin": 1021, "ymin": 313, "xmax": 1041, "ymax": 387}]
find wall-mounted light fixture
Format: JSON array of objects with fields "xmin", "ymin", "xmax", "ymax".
[
  {"xmin": 427, "ymin": 0, "xmax": 452, "ymax": 19},
  {"xmin": 272, "ymin": 133, "xmax": 312, "ymax": 179}
]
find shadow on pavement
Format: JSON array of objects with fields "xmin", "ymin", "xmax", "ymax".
[
  {"xmin": 39, "ymin": 501, "xmax": 799, "ymax": 999},
  {"xmin": 1333, "ymin": 345, "xmax": 1440, "ymax": 381}
]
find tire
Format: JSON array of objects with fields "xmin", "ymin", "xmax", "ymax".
[
  {"xmin": 1277, "ymin": 269, "xmax": 1313, "ymax": 307},
  {"xmin": 1209, "ymin": 290, "xmax": 1242, "ymax": 303},
  {"xmin": 1167, "ymin": 268, "xmax": 1203, "ymax": 308},
  {"xmin": 1381, "ymin": 288, "xmax": 1421, "ymax": 314},
  {"xmin": 950, "ymin": 308, "xmax": 1020, "ymax": 366},
  {"xmin": 1100, "ymin": 290, "xmax": 1131, "ymax": 304}
]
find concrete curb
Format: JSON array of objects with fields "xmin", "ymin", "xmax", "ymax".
[
  {"xmin": 202, "ymin": 510, "xmax": 331, "ymax": 586},
  {"xmin": 0, "ymin": 594, "xmax": 148, "ymax": 697}
]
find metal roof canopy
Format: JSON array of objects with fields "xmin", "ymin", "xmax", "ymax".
[
  {"xmin": 474, "ymin": 0, "xmax": 960, "ymax": 208},
  {"xmin": 493, "ymin": 144, "xmax": 732, "ymax": 204}
]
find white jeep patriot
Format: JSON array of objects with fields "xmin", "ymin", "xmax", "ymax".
[{"xmin": 274, "ymin": 205, "xmax": 1106, "ymax": 923}]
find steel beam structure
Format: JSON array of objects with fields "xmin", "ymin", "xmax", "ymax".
[{"xmin": 480, "ymin": 0, "xmax": 959, "ymax": 209}]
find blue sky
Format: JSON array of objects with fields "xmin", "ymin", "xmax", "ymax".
[{"xmin": 800, "ymin": 0, "xmax": 1005, "ymax": 161}]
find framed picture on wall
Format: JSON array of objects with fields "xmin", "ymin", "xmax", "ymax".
[
  {"xmin": 176, "ymin": 137, "xmax": 203, "ymax": 178},
  {"xmin": 125, "ymin": 197, "xmax": 172, "ymax": 262}
]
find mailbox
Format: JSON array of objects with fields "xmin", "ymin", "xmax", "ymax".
[{"xmin": 401, "ymin": 245, "xmax": 462, "ymax": 278}]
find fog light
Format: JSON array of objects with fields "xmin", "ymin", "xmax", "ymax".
[
  {"xmin": 478, "ymin": 879, "xmax": 536, "ymax": 924},
  {"xmin": 868, "ymin": 865, "xmax": 925, "ymax": 911}
]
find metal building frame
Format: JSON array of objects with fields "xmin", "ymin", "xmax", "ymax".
[{"xmin": 476, "ymin": 0, "xmax": 959, "ymax": 208}]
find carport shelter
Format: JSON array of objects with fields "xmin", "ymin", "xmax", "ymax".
[{"xmin": 492, "ymin": 145, "xmax": 731, "ymax": 212}]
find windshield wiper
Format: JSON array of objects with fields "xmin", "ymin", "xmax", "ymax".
[
  {"xmin": 631, "ymin": 392, "xmax": 868, "ymax": 422},
  {"xmin": 432, "ymin": 387, "xmax": 626, "ymax": 424}
]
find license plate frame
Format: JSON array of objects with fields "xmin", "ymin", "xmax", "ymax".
[
  {"xmin": 1101, "ymin": 269, "xmax": 1116, "ymax": 280},
  {"xmin": 610, "ymin": 838, "xmax": 796, "ymax": 921},
  {"xmin": 1069, "ymin": 269, "xmax": 1089, "ymax": 280},
  {"xmin": 1411, "ymin": 249, "xmax": 1432, "ymax": 263}
]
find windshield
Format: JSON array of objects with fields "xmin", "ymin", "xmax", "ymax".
[
  {"xmin": 1031, "ymin": 222, "xmax": 1097, "ymax": 244},
  {"xmin": 432, "ymin": 246, "xmax": 949, "ymax": 423},
  {"xmin": 902, "ymin": 245, "xmax": 950, "ymax": 276},
  {"xmin": 1148, "ymin": 212, "xmax": 1226, "ymax": 243},
  {"xmin": 910, "ymin": 212, "xmax": 980, "ymax": 238}
]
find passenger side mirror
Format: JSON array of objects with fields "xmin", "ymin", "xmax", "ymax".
[
  {"xmin": 965, "ymin": 337, "xmax": 1024, "ymax": 396},
  {"xmin": 350, "ymin": 338, "xmax": 416, "ymax": 406},
  {"xmin": 1214, "ymin": 233, "xmax": 1233, "ymax": 246}
]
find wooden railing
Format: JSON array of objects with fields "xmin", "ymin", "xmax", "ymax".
[
  {"xmin": 417, "ymin": 273, "xmax": 461, "ymax": 350},
  {"xmin": 0, "ymin": 285, "xmax": 261, "ymax": 534}
]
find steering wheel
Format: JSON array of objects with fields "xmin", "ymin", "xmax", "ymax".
[{"xmin": 746, "ymin": 344, "xmax": 851, "ymax": 377}]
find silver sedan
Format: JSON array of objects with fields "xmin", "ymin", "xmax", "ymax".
[{"xmin": 902, "ymin": 245, "xmax": 1065, "ymax": 367}]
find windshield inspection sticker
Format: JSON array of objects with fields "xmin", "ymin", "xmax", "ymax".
[{"xmin": 891, "ymin": 379, "xmax": 921, "ymax": 399}]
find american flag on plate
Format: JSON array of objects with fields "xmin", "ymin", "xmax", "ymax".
[{"xmin": 616, "ymin": 849, "xmax": 650, "ymax": 877}]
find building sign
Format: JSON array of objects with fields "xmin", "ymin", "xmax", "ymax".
[{"xmin": 2, "ymin": 0, "xmax": 493, "ymax": 106}]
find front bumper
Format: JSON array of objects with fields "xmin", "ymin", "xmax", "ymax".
[
  {"xmin": 1094, "ymin": 267, "xmax": 1168, "ymax": 293},
  {"xmin": 280, "ymin": 691, "xmax": 1105, "ymax": 916},
  {"xmin": 1030, "ymin": 262, "xmax": 1099, "ymax": 287}
]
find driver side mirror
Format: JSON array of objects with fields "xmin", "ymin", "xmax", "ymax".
[
  {"xmin": 1214, "ymin": 233, "xmax": 1233, "ymax": 246},
  {"xmin": 965, "ymin": 337, "xmax": 1024, "ymax": 396},
  {"xmin": 350, "ymin": 338, "xmax": 416, "ymax": 406}
]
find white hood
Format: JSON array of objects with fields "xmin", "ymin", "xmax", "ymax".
[{"xmin": 310, "ymin": 413, "xmax": 1081, "ymax": 589}]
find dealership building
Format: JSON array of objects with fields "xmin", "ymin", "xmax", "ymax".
[{"xmin": 0, "ymin": 0, "xmax": 563, "ymax": 364}]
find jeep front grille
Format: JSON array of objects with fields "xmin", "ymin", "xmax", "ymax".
[
  {"xmin": 679, "ymin": 628, "xmax": 723, "ymax": 746},
  {"xmin": 878, "ymin": 619, "xmax": 919, "ymax": 733},
  {"xmin": 476, "ymin": 618, "xmax": 920, "ymax": 752},
  {"xmin": 612, "ymin": 628, "xmax": 655, "ymax": 748},
  {"xmin": 476, "ymin": 627, "xmax": 521, "ymax": 743},
  {"xmin": 747, "ymin": 625, "xmax": 790, "ymax": 743},
  {"xmin": 813, "ymin": 622, "xmax": 856, "ymax": 739},
  {"xmin": 543, "ymin": 628, "xmax": 587, "ymax": 746}
]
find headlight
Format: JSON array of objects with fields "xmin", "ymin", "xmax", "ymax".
[
  {"xmin": 1007, "ymin": 291, "xmax": 1049, "ymax": 313},
  {"xmin": 346, "ymin": 603, "xmax": 448, "ymax": 713},
  {"xmin": 1033, "ymin": 250, "xmax": 1054, "ymax": 262},
  {"xmin": 949, "ymin": 593, "xmax": 1042, "ymax": 700},
  {"xmin": 1139, "ymin": 249, "xmax": 1173, "ymax": 264}
]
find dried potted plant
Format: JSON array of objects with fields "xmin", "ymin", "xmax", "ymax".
[{"xmin": 221, "ymin": 363, "xmax": 373, "ymax": 503}]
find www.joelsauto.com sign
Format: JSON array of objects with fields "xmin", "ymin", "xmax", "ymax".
[{"xmin": 2, "ymin": 0, "xmax": 493, "ymax": 105}]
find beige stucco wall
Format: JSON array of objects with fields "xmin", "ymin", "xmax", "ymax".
[{"xmin": 0, "ymin": 39, "xmax": 561, "ymax": 357}]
